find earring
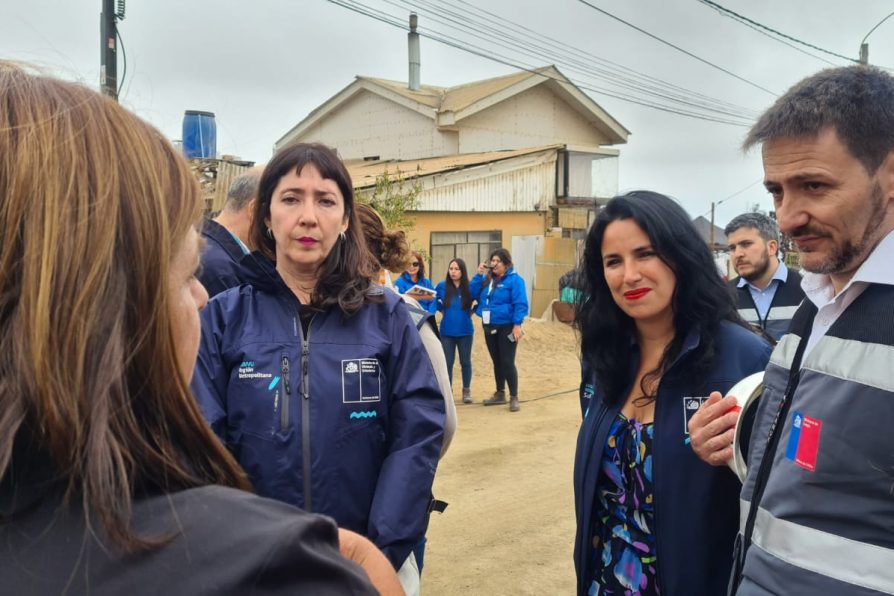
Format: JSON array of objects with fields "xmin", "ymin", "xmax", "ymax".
[
  {"xmin": 266, "ymin": 228, "xmax": 274, "ymax": 239},
  {"xmin": 339, "ymin": 231, "xmax": 346, "ymax": 242}
]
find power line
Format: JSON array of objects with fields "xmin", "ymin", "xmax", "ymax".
[
  {"xmin": 697, "ymin": 1, "xmax": 837, "ymax": 66},
  {"xmin": 326, "ymin": 0, "xmax": 754, "ymax": 126},
  {"xmin": 576, "ymin": 0, "xmax": 778, "ymax": 96},
  {"xmin": 699, "ymin": 178, "xmax": 763, "ymax": 218},
  {"xmin": 697, "ymin": 0, "xmax": 858, "ymax": 63},
  {"xmin": 399, "ymin": 0, "xmax": 758, "ymax": 120}
]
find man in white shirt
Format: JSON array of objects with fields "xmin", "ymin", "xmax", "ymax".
[{"xmin": 689, "ymin": 65, "xmax": 894, "ymax": 595}]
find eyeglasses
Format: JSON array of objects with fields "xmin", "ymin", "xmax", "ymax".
[{"xmin": 410, "ymin": 262, "xmax": 420, "ymax": 267}]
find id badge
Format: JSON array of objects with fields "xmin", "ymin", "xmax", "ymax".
[{"xmin": 482, "ymin": 310, "xmax": 491, "ymax": 325}]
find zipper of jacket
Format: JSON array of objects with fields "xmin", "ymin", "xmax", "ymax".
[
  {"xmin": 581, "ymin": 401, "xmax": 611, "ymax": 594},
  {"xmin": 280, "ymin": 355, "xmax": 291, "ymax": 431},
  {"xmin": 651, "ymin": 386, "xmax": 666, "ymax": 596},
  {"xmin": 300, "ymin": 316, "xmax": 315, "ymax": 512}
]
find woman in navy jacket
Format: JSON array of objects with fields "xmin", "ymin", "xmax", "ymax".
[
  {"xmin": 434, "ymin": 258, "xmax": 482, "ymax": 403},
  {"xmin": 192, "ymin": 144, "xmax": 445, "ymax": 581},
  {"xmin": 470, "ymin": 248, "xmax": 529, "ymax": 412},
  {"xmin": 572, "ymin": 192, "xmax": 771, "ymax": 596}
]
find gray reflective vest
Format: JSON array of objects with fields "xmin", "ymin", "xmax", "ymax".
[
  {"xmin": 731, "ymin": 269, "xmax": 805, "ymax": 342},
  {"xmin": 736, "ymin": 284, "xmax": 894, "ymax": 595}
]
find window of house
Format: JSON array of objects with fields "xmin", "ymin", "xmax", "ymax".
[{"xmin": 430, "ymin": 231, "xmax": 502, "ymax": 280}]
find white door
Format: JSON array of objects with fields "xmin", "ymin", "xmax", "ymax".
[{"xmin": 510, "ymin": 235, "xmax": 539, "ymax": 314}]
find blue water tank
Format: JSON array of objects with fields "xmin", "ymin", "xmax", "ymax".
[{"xmin": 182, "ymin": 110, "xmax": 216, "ymax": 159}]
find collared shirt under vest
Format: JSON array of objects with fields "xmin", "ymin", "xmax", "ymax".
[
  {"xmin": 736, "ymin": 231, "xmax": 894, "ymax": 595},
  {"xmin": 730, "ymin": 263, "xmax": 805, "ymax": 342}
]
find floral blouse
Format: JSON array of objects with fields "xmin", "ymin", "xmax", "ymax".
[{"xmin": 588, "ymin": 413, "xmax": 659, "ymax": 595}]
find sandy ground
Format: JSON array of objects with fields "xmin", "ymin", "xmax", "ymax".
[{"xmin": 422, "ymin": 317, "xmax": 583, "ymax": 596}]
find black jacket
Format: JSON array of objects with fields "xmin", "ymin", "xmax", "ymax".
[
  {"xmin": 0, "ymin": 448, "xmax": 376, "ymax": 595},
  {"xmin": 199, "ymin": 218, "xmax": 249, "ymax": 297}
]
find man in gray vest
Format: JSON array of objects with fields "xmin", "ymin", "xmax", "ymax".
[
  {"xmin": 689, "ymin": 65, "xmax": 894, "ymax": 595},
  {"xmin": 725, "ymin": 212, "xmax": 804, "ymax": 341}
]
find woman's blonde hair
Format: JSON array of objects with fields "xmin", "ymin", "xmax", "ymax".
[{"xmin": 0, "ymin": 62, "xmax": 249, "ymax": 549}]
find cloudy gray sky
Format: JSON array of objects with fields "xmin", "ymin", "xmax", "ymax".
[{"xmin": 4, "ymin": 0, "xmax": 893, "ymax": 226}]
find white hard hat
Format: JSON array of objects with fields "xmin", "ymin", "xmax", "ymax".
[{"xmin": 727, "ymin": 372, "xmax": 765, "ymax": 482}]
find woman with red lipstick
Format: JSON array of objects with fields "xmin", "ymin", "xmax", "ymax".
[
  {"xmin": 192, "ymin": 143, "xmax": 445, "ymax": 593},
  {"xmin": 572, "ymin": 192, "xmax": 772, "ymax": 596}
]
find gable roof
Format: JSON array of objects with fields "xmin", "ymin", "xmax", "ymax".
[
  {"xmin": 276, "ymin": 65, "xmax": 629, "ymax": 148},
  {"xmin": 691, "ymin": 215, "xmax": 728, "ymax": 249}
]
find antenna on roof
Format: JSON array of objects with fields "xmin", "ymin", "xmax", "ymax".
[{"xmin": 408, "ymin": 13, "xmax": 421, "ymax": 91}]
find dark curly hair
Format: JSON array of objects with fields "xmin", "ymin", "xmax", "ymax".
[
  {"xmin": 251, "ymin": 143, "xmax": 379, "ymax": 316},
  {"xmin": 574, "ymin": 191, "xmax": 749, "ymax": 405}
]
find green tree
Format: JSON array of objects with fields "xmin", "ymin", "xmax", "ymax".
[{"xmin": 357, "ymin": 168, "xmax": 423, "ymax": 232}]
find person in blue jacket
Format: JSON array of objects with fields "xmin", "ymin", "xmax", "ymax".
[
  {"xmin": 572, "ymin": 191, "xmax": 772, "ymax": 596},
  {"xmin": 395, "ymin": 251, "xmax": 435, "ymax": 310},
  {"xmin": 192, "ymin": 143, "xmax": 445, "ymax": 586},
  {"xmin": 471, "ymin": 248, "xmax": 529, "ymax": 412},
  {"xmin": 434, "ymin": 258, "xmax": 481, "ymax": 404}
]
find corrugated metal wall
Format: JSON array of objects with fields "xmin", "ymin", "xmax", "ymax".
[{"xmin": 416, "ymin": 152, "xmax": 557, "ymax": 212}]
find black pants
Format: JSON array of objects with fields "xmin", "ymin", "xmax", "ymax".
[{"xmin": 483, "ymin": 323, "xmax": 518, "ymax": 396}]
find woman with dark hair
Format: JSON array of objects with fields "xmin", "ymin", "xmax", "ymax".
[
  {"xmin": 0, "ymin": 63, "xmax": 393, "ymax": 594},
  {"xmin": 572, "ymin": 191, "xmax": 772, "ymax": 596},
  {"xmin": 434, "ymin": 258, "xmax": 480, "ymax": 403},
  {"xmin": 355, "ymin": 202, "xmax": 456, "ymax": 456},
  {"xmin": 396, "ymin": 250, "xmax": 436, "ymax": 310},
  {"xmin": 192, "ymin": 143, "xmax": 445, "ymax": 587},
  {"xmin": 470, "ymin": 248, "xmax": 529, "ymax": 412}
]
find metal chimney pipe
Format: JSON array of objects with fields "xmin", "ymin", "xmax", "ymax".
[{"xmin": 408, "ymin": 13, "xmax": 420, "ymax": 91}]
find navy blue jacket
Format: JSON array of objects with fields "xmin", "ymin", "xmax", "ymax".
[
  {"xmin": 395, "ymin": 272, "xmax": 435, "ymax": 311},
  {"xmin": 471, "ymin": 268, "xmax": 528, "ymax": 326},
  {"xmin": 199, "ymin": 219, "xmax": 249, "ymax": 298},
  {"xmin": 192, "ymin": 255, "xmax": 445, "ymax": 569},
  {"xmin": 573, "ymin": 321, "xmax": 772, "ymax": 596},
  {"xmin": 433, "ymin": 280, "xmax": 481, "ymax": 337}
]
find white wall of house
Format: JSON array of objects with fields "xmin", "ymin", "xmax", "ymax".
[
  {"xmin": 591, "ymin": 154, "xmax": 619, "ymax": 199},
  {"xmin": 414, "ymin": 149, "xmax": 558, "ymax": 212},
  {"xmin": 457, "ymin": 85, "xmax": 611, "ymax": 153},
  {"xmin": 298, "ymin": 90, "xmax": 458, "ymax": 160}
]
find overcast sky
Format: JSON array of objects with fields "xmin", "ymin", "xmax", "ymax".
[{"xmin": 4, "ymin": 0, "xmax": 893, "ymax": 226}]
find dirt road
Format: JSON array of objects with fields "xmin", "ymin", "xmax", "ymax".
[{"xmin": 423, "ymin": 318, "xmax": 582, "ymax": 595}]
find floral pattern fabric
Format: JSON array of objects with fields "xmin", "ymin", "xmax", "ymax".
[{"xmin": 588, "ymin": 414, "xmax": 659, "ymax": 596}]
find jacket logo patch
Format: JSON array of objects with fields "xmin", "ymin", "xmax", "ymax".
[
  {"xmin": 350, "ymin": 410, "xmax": 377, "ymax": 420},
  {"xmin": 342, "ymin": 358, "xmax": 381, "ymax": 404},
  {"xmin": 682, "ymin": 397, "xmax": 709, "ymax": 436},
  {"xmin": 786, "ymin": 411, "xmax": 822, "ymax": 472}
]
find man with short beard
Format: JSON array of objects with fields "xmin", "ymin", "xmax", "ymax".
[
  {"xmin": 689, "ymin": 65, "xmax": 894, "ymax": 595},
  {"xmin": 725, "ymin": 212, "xmax": 804, "ymax": 341}
]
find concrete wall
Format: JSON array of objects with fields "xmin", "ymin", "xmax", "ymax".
[
  {"xmin": 458, "ymin": 85, "xmax": 611, "ymax": 153},
  {"xmin": 299, "ymin": 90, "xmax": 458, "ymax": 160}
]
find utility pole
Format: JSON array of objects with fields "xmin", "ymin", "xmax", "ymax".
[
  {"xmin": 860, "ymin": 10, "xmax": 894, "ymax": 66},
  {"xmin": 100, "ymin": 0, "xmax": 118, "ymax": 99}
]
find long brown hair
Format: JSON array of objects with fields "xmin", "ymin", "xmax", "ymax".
[{"xmin": 0, "ymin": 62, "xmax": 250, "ymax": 550}]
